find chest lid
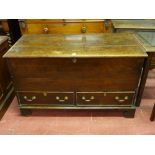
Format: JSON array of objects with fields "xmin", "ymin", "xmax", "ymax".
[{"xmin": 3, "ymin": 33, "xmax": 147, "ymax": 58}]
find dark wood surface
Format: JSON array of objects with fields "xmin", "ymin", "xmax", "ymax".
[
  {"xmin": 0, "ymin": 36, "xmax": 14, "ymax": 120},
  {"xmin": 4, "ymin": 33, "xmax": 148, "ymax": 117},
  {"xmin": 0, "ymin": 20, "xmax": 21, "ymax": 46},
  {"xmin": 9, "ymin": 58, "xmax": 144, "ymax": 91}
]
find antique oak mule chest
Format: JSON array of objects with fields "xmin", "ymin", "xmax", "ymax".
[{"xmin": 3, "ymin": 33, "xmax": 148, "ymax": 117}]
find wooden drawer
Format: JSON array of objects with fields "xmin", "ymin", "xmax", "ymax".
[
  {"xmin": 76, "ymin": 92, "xmax": 135, "ymax": 106},
  {"xmin": 114, "ymin": 29, "xmax": 155, "ymax": 33},
  {"xmin": 17, "ymin": 91, "xmax": 74, "ymax": 105},
  {"xmin": 25, "ymin": 22, "xmax": 105, "ymax": 34}
]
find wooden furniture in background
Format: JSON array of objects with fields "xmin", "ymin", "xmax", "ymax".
[
  {"xmin": 4, "ymin": 33, "xmax": 148, "ymax": 118},
  {"xmin": 112, "ymin": 21, "xmax": 155, "ymax": 96},
  {"xmin": 0, "ymin": 36, "xmax": 14, "ymax": 120},
  {"xmin": 112, "ymin": 22, "xmax": 155, "ymax": 116},
  {"xmin": 136, "ymin": 32, "xmax": 155, "ymax": 114},
  {"xmin": 112, "ymin": 19, "xmax": 155, "ymax": 33},
  {"xmin": 19, "ymin": 19, "xmax": 112, "ymax": 34},
  {"xmin": 0, "ymin": 19, "xmax": 21, "ymax": 46},
  {"xmin": 136, "ymin": 32, "xmax": 155, "ymax": 69}
]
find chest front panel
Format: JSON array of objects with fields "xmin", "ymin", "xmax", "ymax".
[{"xmin": 9, "ymin": 57, "xmax": 144, "ymax": 92}]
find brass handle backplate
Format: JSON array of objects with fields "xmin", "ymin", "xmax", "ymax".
[
  {"xmin": 56, "ymin": 96, "xmax": 68, "ymax": 102},
  {"xmin": 81, "ymin": 26, "xmax": 87, "ymax": 33},
  {"xmin": 115, "ymin": 96, "xmax": 129, "ymax": 103},
  {"xmin": 24, "ymin": 96, "xmax": 36, "ymax": 102},
  {"xmin": 43, "ymin": 27, "xmax": 49, "ymax": 33},
  {"xmin": 82, "ymin": 96, "xmax": 95, "ymax": 102}
]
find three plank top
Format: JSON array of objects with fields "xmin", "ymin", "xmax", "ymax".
[{"xmin": 4, "ymin": 33, "xmax": 147, "ymax": 58}]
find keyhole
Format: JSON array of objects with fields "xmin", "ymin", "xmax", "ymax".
[{"xmin": 72, "ymin": 58, "xmax": 77, "ymax": 63}]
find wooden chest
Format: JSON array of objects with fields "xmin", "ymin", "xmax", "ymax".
[
  {"xmin": 4, "ymin": 33, "xmax": 148, "ymax": 117},
  {"xmin": 19, "ymin": 19, "xmax": 112, "ymax": 34},
  {"xmin": 0, "ymin": 36, "xmax": 14, "ymax": 119}
]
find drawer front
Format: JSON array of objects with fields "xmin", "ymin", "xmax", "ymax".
[
  {"xmin": 76, "ymin": 92, "xmax": 135, "ymax": 106},
  {"xmin": 17, "ymin": 92, "xmax": 74, "ymax": 105},
  {"xmin": 26, "ymin": 22, "xmax": 105, "ymax": 34}
]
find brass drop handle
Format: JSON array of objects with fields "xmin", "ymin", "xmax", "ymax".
[
  {"xmin": 82, "ymin": 96, "xmax": 95, "ymax": 102},
  {"xmin": 56, "ymin": 96, "xmax": 68, "ymax": 102},
  {"xmin": 115, "ymin": 96, "xmax": 128, "ymax": 103},
  {"xmin": 81, "ymin": 26, "xmax": 87, "ymax": 33},
  {"xmin": 43, "ymin": 27, "xmax": 49, "ymax": 33},
  {"xmin": 24, "ymin": 96, "xmax": 36, "ymax": 102}
]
